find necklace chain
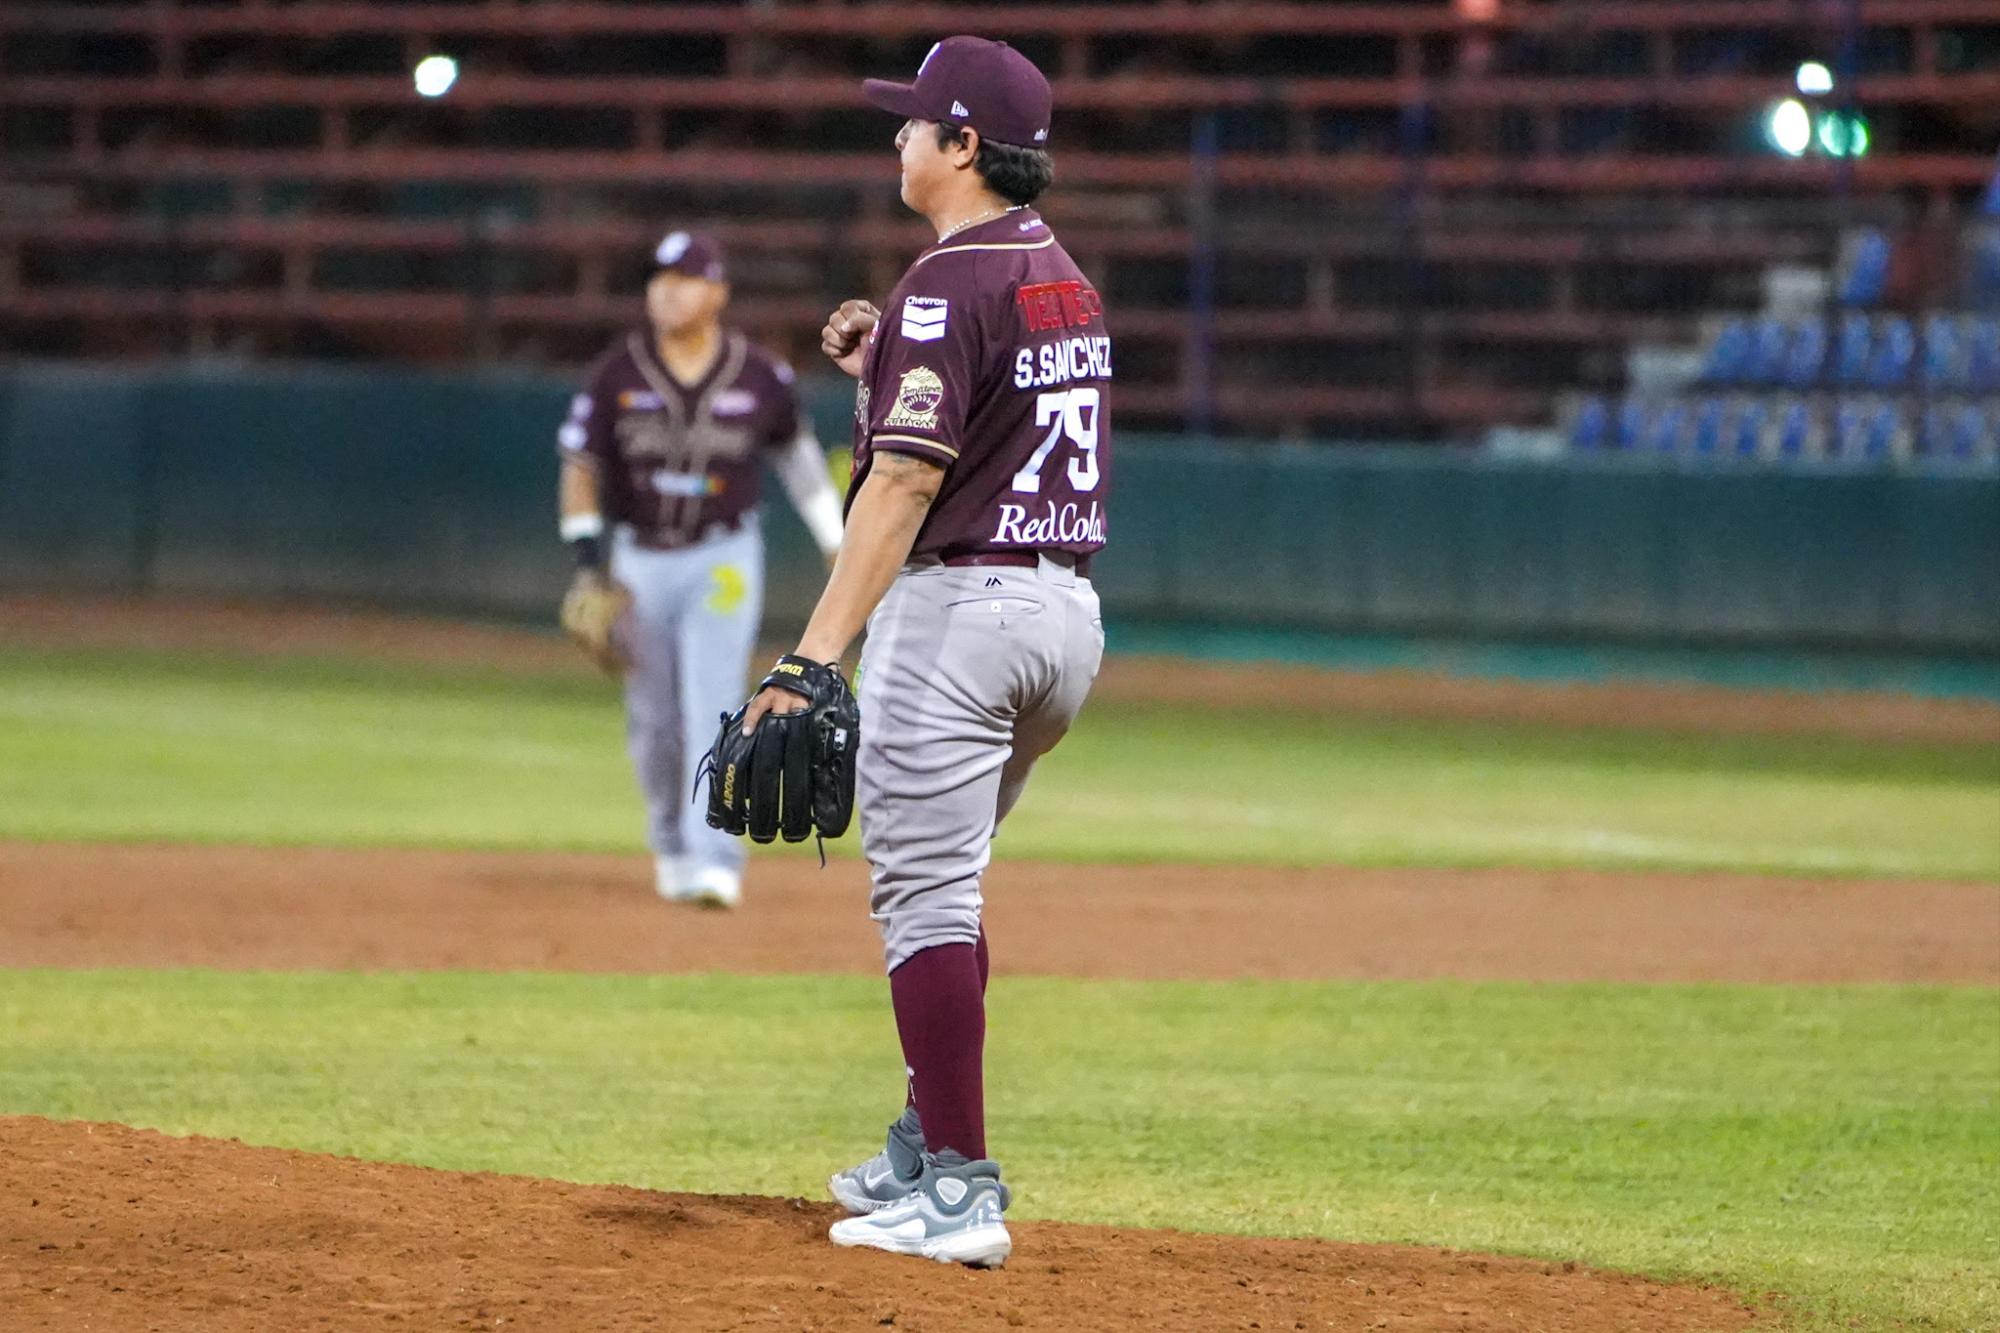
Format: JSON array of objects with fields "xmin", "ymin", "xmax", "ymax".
[{"xmin": 938, "ymin": 204, "xmax": 1022, "ymax": 243}]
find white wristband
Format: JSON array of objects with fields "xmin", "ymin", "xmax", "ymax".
[{"xmin": 560, "ymin": 512, "xmax": 605, "ymax": 542}]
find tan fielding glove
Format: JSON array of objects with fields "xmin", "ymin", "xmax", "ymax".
[{"xmin": 560, "ymin": 568, "xmax": 633, "ymax": 674}]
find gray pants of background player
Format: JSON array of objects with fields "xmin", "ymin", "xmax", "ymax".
[
  {"xmin": 859, "ymin": 553, "xmax": 1104, "ymax": 971},
  {"xmin": 611, "ymin": 520, "xmax": 764, "ymax": 876}
]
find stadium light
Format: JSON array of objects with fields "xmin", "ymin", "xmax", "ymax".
[
  {"xmin": 1795, "ymin": 61, "xmax": 1834, "ymax": 96},
  {"xmin": 413, "ymin": 54, "xmax": 459, "ymax": 99},
  {"xmin": 1765, "ymin": 99, "xmax": 1812, "ymax": 158},
  {"xmin": 1818, "ymin": 109, "xmax": 1871, "ymax": 158}
]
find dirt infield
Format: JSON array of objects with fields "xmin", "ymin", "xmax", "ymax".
[
  {"xmin": 5, "ymin": 841, "xmax": 1996, "ymax": 983},
  {"xmin": 1, "ymin": 1119, "xmax": 1768, "ymax": 1333}
]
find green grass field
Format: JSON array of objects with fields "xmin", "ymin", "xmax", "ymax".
[
  {"xmin": 3, "ymin": 645, "xmax": 1996, "ymax": 878},
  {"xmin": 4, "ymin": 640, "xmax": 1997, "ymax": 1330}
]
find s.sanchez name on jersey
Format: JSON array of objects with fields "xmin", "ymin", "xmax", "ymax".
[{"xmin": 850, "ymin": 208, "xmax": 1111, "ymax": 559}]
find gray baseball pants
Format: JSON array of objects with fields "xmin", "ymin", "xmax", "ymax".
[
  {"xmin": 611, "ymin": 520, "xmax": 764, "ymax": 875},
  {"xmin": 857, "ymin": 553, "xmax": 1104, "ymax": 971}
]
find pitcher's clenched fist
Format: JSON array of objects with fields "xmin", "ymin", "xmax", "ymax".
[{"xmin": 821, "ymin": 300, "xmax": 881, "ymax": 377}]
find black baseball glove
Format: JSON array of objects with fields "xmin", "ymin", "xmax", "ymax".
[{"xmin": 697, "ymin": 654, "xmax": 859, "ymax": 847}]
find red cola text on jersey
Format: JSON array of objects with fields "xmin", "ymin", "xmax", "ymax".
[{"xmin": 851, "ymin": 208, "xmax": 1112, "ymax": 561}]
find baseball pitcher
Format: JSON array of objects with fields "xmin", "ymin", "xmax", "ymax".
[
  {"xmin": 706, "ymin": 37, "xmax": 1108, "ymax": 1266},
  {"xmin": 558, "ymin": 231, "xmax": 844, "ymax": 908}
]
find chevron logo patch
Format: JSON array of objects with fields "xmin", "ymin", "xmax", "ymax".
[{"xmin": 902, "ymin": 296, "xmax": 949, "ymax": 343}]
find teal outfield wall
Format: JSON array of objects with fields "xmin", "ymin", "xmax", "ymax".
[{"xmin": 2, "ymin": 363, "xmax": 1995, "ymax": 651}]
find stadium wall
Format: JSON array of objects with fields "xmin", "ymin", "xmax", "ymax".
[{"xmin": 1, "ymin": 364, "xmax": 1994, "ymax": 652}]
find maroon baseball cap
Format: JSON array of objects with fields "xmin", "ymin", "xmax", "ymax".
[
  {"xmin": 863, "ymin": 36, "xmax": 1052, "ymax": 149},
  {"xmin": 651, "ymin": 229, "xmax": 726, "ymax": 282}
]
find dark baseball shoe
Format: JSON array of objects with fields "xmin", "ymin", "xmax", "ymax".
[
  {"xmin": 827, "ymin": 1105, "xmax": 924, "ymax": 1215},
  {"xmin": 827, "ymin": 1150, "xmax": 1012, "ymax": 1268}
]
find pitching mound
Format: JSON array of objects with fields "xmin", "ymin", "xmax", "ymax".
[{"xmin": 3, "ymin": 1119, "xmax": 1765, "ymax": 1333}]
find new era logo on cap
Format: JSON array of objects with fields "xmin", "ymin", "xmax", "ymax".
[
  {"xmin": 862, "ymin": 35, "xmax": 1054, "ymax": 148},
  {"xmin": 653, "ymin": 229, "xmax": 726, "ymax": 281},
  {"xmin": 902, "ymin": 296, "xmax": 949, "ymax": 342}
]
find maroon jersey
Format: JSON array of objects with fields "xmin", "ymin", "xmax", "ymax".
[
  {"xmin": 559, "ymin": 330, "xmax": 804, "ymax": 548},
  {"xmin": 851, "ymin": 209, "xmax": 1111, "ymax": 559}
]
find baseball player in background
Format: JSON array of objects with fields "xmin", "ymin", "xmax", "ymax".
[
  {"xmin": 736, "ymin": 37, "xmax": 1110, "ymax": 1265},
  {"xmin": 558, "ymin": 231, "xmax": 844, "ymax": 908}
]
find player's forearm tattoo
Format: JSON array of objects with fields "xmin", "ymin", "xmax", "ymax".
[{"xmin": 871, "ymin": 452, "xmax": 946, "ymax": 497}]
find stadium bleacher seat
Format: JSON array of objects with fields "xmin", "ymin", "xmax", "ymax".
[
  {"xmin": 1834, "ymin": 313, "xmax": 1874, "ymax": 387},
  {"xmin": 1839, "ymin": 229, "xmax": 1891, "ymax": 307},
  {"xmin": 1865, "ymin": 316, "xmax": 1917, "ymax": 390},
  {"xmin": 1966, "ymin": 318, "xmax": 2000, "ymax": 392},
  {"xmin": 1919, "ymin": 403, "xmax": 1988, "ymax": 462},
  {"xmin": 1690, "ymin": 397, "xmax": 1727, "ymax": 454},
  {"xmin": 1968, "ymin": 227, "xmax": 2000, "ymax": 311},
  {"xmin": 1616, "ymin": 398, "xmax": 1650, "ymax": 451},
  {"xmin": 1780, "ymin": 318, "xmax": 1828, "ymax": 388},
  {"xmin": 1831, "ymin": 401, "xmax": 1871, "ymax": 458},
  {"xmin": 1729, "ymin": 399, "xmax": 1770, "ymax": 457},
  {"xmin": 1922, "ymin": 315, "xmax": 1966, "ymax": 390},
  {"xmin": 1859, "ymin": 402, "xmax": 1901, "ymax": 461},
  {"xmin": 1570, "ymin": 396, "xmax": 1611, "ymax": 450},
  {"xmin": 1775, "ymin": 399, "xmax": 1814, "ymax": 458},
  {"xmin": 1701, "ymin": 318, "xmax": 1752, "ymax": 386},
  {"xmin": 1864, "ymin": 314, "xmax": 1912, "ymax": 386},
  {"xmin": 1744, "ymin": 318, "xmax": 1792, "ymax": 387},
  {"xmin": 1646, "ymin": 401, "xmax": 1689, "ymax": 453}
]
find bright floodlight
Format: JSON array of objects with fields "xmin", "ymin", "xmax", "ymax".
[
  {"xmin": 1766, "ymin": 98, "xmax": 1811, "ymax": 157},
  {"xmin": 1796, "ymin": 61, "xmax": 1834, "ymax": 96},
  {"xmin": 413, "ymin": 54, "xmax": 458, "ymax": 98},
  {"xmin": 1818, "ymin": 110, "xmax": 1872, "ymax": 158}
]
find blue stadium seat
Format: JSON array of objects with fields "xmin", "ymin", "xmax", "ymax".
[
  {"xmin": 1744, "ymin": 318, "xmax": 1792, "ymax": 386},
  {"xmin": 1780, "ymin": 317, "xmax": 1828, "ymax": 387},
  {"xmin": 1729, "ymin": 399, "xmax": 1770, "ymax": 457},
  {"xmin": 1775, "ymin": 399, "xmax": 1814, "ymax": 458},
  {"xmin": 1966, "ymin": 317, "xmax": 2000, "ymax": 391},
  {"xmin": 1830, "ymin": 400, "xmax": 1873, "ymax": 458},
  {"xmin": 1839, "ymin": 229, "xmax": 1891, "ymax": 307},
  {"xmin": 1968, "ymin": 227, "xmax": 2000, "ymax": 311},
  {"xmin": 1646, "ymin": 401, "xmax": 1688, "ymax": 453},
  {"xmin": 1922, "ymin": 314, "xmax": 1966, "ymax": 391},
  {"xmin": 1864, "ymin": 316, "xmax": 1916, "ymax": 389},
  {"xmin": 1689, "ymin": 397, "xmax": 1727, "ymax": 454},
  {"xmin": 1615, "ymin": 398, "xmax": 1650, "ymax": 450},
  {"xmin": 1833, "ymin": 313, "xmax": 1873, "ymax": 386},
  {"xmin": 1919, "ymin": 403, "xmax": 1987, "ymax": 462},
  {"xmin": 1701, "ymin": 318, "xmax": 1752, "ymax": 385},
  {"xmin": 1857, "ymin": 402, "xmax": 1901, "ymax": 461},
  {"xmin": 1570, "ymin": 396, "xmax": 1611, "ymax": 450}
]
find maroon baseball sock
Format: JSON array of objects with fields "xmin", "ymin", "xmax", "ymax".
[
  {"xmin": 890, "ymin": 941, "xmax": 986, "ymax": 1160},
  {"xmin": 908, "ymin": 927, "xmax": 987, "ymax": 1111}
]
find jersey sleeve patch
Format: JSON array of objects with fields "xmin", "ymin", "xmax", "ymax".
[
  {"xmin": 883, "ymin": 366, "xmax": 945, "ymax": 431},
  {"xmin": 901, "ymin": 296, "xmax": 949, "ymax": 343}
]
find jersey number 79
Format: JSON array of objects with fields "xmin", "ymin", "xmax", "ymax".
[{"xmin": 1012, "ymin": 388, "xmax": 1102, "ymax": 494}]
